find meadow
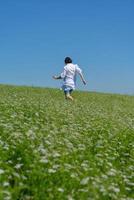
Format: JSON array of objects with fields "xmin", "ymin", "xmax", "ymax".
[{"xmin": 0, "ymin": 84, "xmax": 133, "ymax": 200}]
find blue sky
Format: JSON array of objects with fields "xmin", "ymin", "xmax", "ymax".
[{"xmin": 0, "ymin": 0, "xmax": 134, "ymax": 94}]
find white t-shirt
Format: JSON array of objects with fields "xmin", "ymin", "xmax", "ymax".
[{"xmin": 60, "ymin": 63, "xmax": 82, "ymax": 89}]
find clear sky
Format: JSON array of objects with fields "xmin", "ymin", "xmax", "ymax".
[{"xmin": 0, "ymin": 0, "xmax": 134, "ymax": 94}]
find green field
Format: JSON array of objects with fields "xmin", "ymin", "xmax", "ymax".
[{"xmin": 0, "ymin": 84, "xmax": 133, "ymax": 200}]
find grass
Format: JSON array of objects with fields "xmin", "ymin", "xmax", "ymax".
[{"xmin": 0, "ymin": 84, "xmax": 134, "ymax": 200}]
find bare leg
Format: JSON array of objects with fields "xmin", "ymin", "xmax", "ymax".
[{"xmin": 65, "ymin": 93, "xmax": 74, "ymax": 101}]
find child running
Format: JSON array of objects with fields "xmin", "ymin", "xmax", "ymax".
[{"xmin": 53, "ymin": 57, "xmax": 86, "ymax": 101}]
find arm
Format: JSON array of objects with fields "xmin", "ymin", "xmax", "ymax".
[
  {"xmin": 53, "ymin": 67, "xmax": 66, "ymax": 80},
  {"xmin": 75, "ymin": 65, "xmax": 86, "ymax": 85},
  {"xmin": 52, "ymin": 75, "xmax": 62, "ymax": 80},
  {"xmin": 79, "ymin": 72, "xmax": 86, "ymax": 85}
]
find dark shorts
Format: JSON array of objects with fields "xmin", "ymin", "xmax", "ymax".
[{"xmin": 62, "ymin": 86, "xmax": 73, "ymax": 95}]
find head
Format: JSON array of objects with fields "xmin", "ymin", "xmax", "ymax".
[{"xmin": 64, "ymin": 57, "xmax": 72, "ymax": 64}]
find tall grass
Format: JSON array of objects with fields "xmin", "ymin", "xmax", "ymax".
[{"xmin": 0, "ymin": 85, "xmax": 134, "ymax": 200}]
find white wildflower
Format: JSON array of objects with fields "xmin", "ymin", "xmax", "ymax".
[
  {"xmin": 40, "ymin": 158, "xmax": 49, "ymax": 164},
  {"xmin": 45, "ymin": 140, "xmax": 51, "ymax": 145},
  {"xmin": 53, "ymin": 164, "xmax": 60, "ymax": 169},
  {"xmin": 108, "ymin": 186, "xmax": 120, "ymax": 193},
  {"xmin": 48, "ymin": 169, "xmax": 56, "ymax": 173},
  {"xmin": 14, "ymin": 163, "xmax": 23, "ymax": 169},
  {"xmin": 78, "ymin": 189, "xmax": 88, "ymax": 192},
  {"xmin": 80, "ymin": 177, "xmax": 90, "ymax": 185},
  {"xmin": 58, "ymin": 188, "xmax": 64, "ymax": 193},
  {"xmin": 70, "ymin": 173, "xmax": 78, "ymax": 178},
  {"xmin": 52, "ymin": 152, "xmax": 60, "ymax": 158},
  {"xmin": 13, "ymin": 172, "xmax": 20, "ymax": 178},
  {"xmin": 3, "ymin": 182, "xmax": 9, "ymax": 187},
  {"xmin": 127, "ymin": 182, "xmax": 134, "ymax": 186},
  {"xmin": 107, "ymin": 168, "xmax": 117, "ymax": 176},
  {"xmin": 67, "ymin": 195, "xmax": 74, "ymax": 200},
  {"xmin": 0, "ymin": 169, "xmax": 4, "ymax": 174},
  {"xmin": 101, "ymin": 174, "xmax": 108, "ymax": 180}
]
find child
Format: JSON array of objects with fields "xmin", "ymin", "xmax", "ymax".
[{"xmin": 53, "ymin": 57, "xmax": 86, "ymax": 101}]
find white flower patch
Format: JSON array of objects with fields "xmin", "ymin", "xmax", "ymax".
[
  {"xmin": 128, "ymin": 165, "xmax": 134, "ymax": 171},
  {"xmin": 80, "ymin": 177, "xmax": 90, "ymax": 185},
  {"xmin": 107, "ymin": 162, "xmax": 113, "ymax": 167},
  {"xmin": 3, "ymin": 182, "xmax": 10, "ymax": 187},
  {"xmin": 99, "ymin": 185, "xmax": 107, "ymax": 195},
  {"xmin": 45, "ymin": 140, "xmax": 51, "ymax": 145},
  {"xmin": 107, "ymin": 168, "xmax": 117, "ymax": 176},
  {"xmin": 101, "ymin": 174, "xmax": 108, "ymax": 180},
  {"xmin": 3, "ymin": 145, "xmax": 9, "ymax": 151},
  {"xmin": 70, "ymin": 173, "xmax": 78, "ymax": 178},
  {"xmin": 26, "ymin": 129, "xmax": 36, "ymax": 140},
  {"xmin": 108, "ymin": 185, "xmax": 120, "ymax": 193},
  {"xmin": 52, "ymin": 164, "xmax": 60, "ymax": 169},
  {"xmin": 40, "ymin": 148, "xmax": 48, "ymax": 155},
  {"xmin": 67, "ymin": 195, "xmax": 74, "ymax": 200},
  {"xmin": 0, "ymin": 169, "xmax": 4, "ymax": 174},
  {"xmin": 12, "ymin": 172, "xmax": 20, "ymax": 178},
  {"xmin": 2, "ymin": 190, "xmax": 11, "ymax": 200},
  {"xmin": 81, "ymin": 160, "xmax": 90, "ymax": 171},
  {"xmin": 17, "ymin": 157, "xmax": 22, "ymax": 161},
  {"xmin": 22, "ymin": 175, "xmax": 27, "ymax": 180},
  {"xmin": 57, "ymin": 188, "xmax": 64, "ymax": 193},
  {"xmin": 78, "ymin": 144, "xmax": 86, "ymax": 151},
  {"xmin": 126, "ymin": 182, "xmax": 134, "ymax": 186},
  {"xmin": 64, "ymin": 163, "xmax": 74, "ymax": 170},
  {"xmin": 125, "ymin": 187, "xmax": 131, "ymax": 191},
  {"xmin": 3, "ymin": 196, "xmax": 11, "ymax": 200},
  {"xmin": 52, "ymin": 152, "xmax": 61, "ymax": 158},
  {"xmin": 0, "ymin": 140, "xmax": 4, "ymax": 146},
  {"xmin": 40, "ymin": 157, "xmax": 49, "ymax": 164},
  {"xmin": 48, "ymin": 169, "xmax": 56, "ymax": 173},
  {"xmin": 78, "ymin": 189, "xmax": 88, "ymax": 193},
  {"xmin": 14, "ymin": 163, "xmax": 23, "ymax": 169}
]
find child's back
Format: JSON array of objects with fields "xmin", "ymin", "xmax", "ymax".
[
  {"xmin": 53, "ymin": 57, "xmax": 86, "ymax": 101},
  {"xmin": 61, "ymin": 63, "xmax": 82, "ymax": 89}
]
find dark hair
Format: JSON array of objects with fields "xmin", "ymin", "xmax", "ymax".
[{"xmin": 64, "ymin": 57, "xmax": 72, "ymax": 64}]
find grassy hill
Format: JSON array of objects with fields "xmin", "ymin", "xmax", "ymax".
[{"xmin": 0, "ymin": 84, "xmax": 134, "ymax": 200}]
